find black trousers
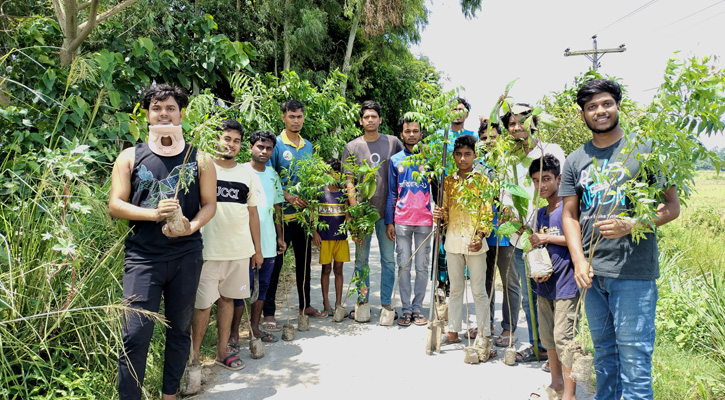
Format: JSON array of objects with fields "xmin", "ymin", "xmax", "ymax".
[
  {"xmin": 118, "ymin": 252, "xmax": 203, "ymax": 399},
  {"xmin": 264, "ymin": 219, "xmax": 313, "ymax": 316}
]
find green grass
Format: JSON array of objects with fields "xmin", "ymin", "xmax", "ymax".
[{"xmin": 652, "ymin": 172, "xmax": 725, "ymax": 399}]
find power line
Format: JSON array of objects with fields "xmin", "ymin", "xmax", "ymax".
[
  {"xmin": 657, "ymin": 0, "xmax": 725, "ymax": 31},
  {"xmin": 596, "ymin": 0, "xmax": 660, "ymax": 34}
]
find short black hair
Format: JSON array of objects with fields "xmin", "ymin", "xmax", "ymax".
[
  {"xmin": 528, "ymin": 154, "xmax": 561, "ymax": 178},
  {"xmin": 326, "ymin": 157, "xmax": 341, "ymax": 172},
  {"xmin": 478, "ymin": 119, "xmax": 500, "ymax": 136},
  {"xmin": 454, "ymin": 97, "xmax": 471, "ymax": 111},
  {"xmin": 501, "ymin": 103, "xmax": 538, "ymax": 132},
  {"xmin": 360, "ymin": 100, "xmax": 382, "ymax": 118},
  {"xmin": 453, "ymin": 134, "xmax": 477, "ymax": 153},
  {"xmin": 220, "ymin": 119, "xmax": 244, "ymax": 136},
  {"xmin": 141, "ymin": 84, "xmax": 188, "ymax": 110},
  {"xmin": 249, "ymin": 130, "xmax": 277, "ymax": 147},
  {"xmin": 576, "ymin": 79, "xmax": 622, "ymax": 109},
  {"xmin": 281, "ymin": 99, "xmax": 305, "ymax": 114},
  {"xmin": 398, "ymin": 116, "xmax": 420, "ymax": 132}
]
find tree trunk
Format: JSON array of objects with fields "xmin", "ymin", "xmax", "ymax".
[
  {"xmin": 283, "ymin": 0, "xmax": 291, "ymax": 71},
  {"xmin": 340, "ymin": 5, "xmax": 361, "ymax": 96},
  {"xmin": 236, "ymin": 0, "xmax": 241, "ymax": 41},
  {"xmin": 0, "ymin": 78, "xmax": 9, "ymax": 106}
]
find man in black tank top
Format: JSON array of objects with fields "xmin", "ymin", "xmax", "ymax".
[{"xmin": 109, "ymin": 85, "xmax": 217, "ymax": 400}]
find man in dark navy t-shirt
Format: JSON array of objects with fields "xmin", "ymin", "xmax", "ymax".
[{"xmin": 109, "ymin": 84, "xmax": 217, "ymax": 400}]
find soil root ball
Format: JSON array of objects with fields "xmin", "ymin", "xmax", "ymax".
[
  {"xmin": 282, "ymin": 324, "xmax": 295, "ymax": 341},
  {"xmin": 298, "ymin": 314, "xmax": 310, "ymax": 331},
  {"xmin": 474, "ymin": 336, "xmax": 494, "ymax": 362},
  {"xmin": 426, "ymin": 320, "xmax": 443, "ymax": 355},
  {"xmin": 249, "ymin": 337, "xmax": 265, "ymax": 359},
  {"xmin": 571, "ymin": 354, "xmax": 594, "ymax": 383},
  {"xmin": 332, "ymin": 305, "xmax": 347, "ymax": 322},
  {"xmin": 166, "ymin": 207, "xmax": 186, "ymax": 235},
  {"xmin": 561, "ymin": 340, "xmax": 585, "ymax": 367},
  {"xmin": 379, "ymin": 304, "xmax": 395, "ymax": 326},
  {"xmin": 504, "ymin": 347, "xmax": 517, "ymax": 366},
  {"xmin": 354, "ymin": 302, "xmax": 371, "ymax": 323},
  {"xmin": 464, "ymin": 347, "xmax": 480, "ymax": 364},
  {"xmin": 181, "ymin": 359, "xmax": 201, "ymax": 395}
]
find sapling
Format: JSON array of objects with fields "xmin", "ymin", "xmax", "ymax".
[{"xmin": 340, "ymin": 157, "xmax": 381, "ymax": 323}]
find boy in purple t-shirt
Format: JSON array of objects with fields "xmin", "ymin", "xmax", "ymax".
[
  {"xmin": 312, "ymin": 158, "xmax": 350, "ymax": 316},
  {"xmin": 528, "ymin": 154, "xmax": 579, "ymax": 400}
]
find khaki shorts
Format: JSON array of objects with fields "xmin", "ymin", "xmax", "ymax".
[
  {"xmin": 538, "ymin": 292, "xmax": 580, "ymax": 361},
  {"xmin": 195, "ymin": 259, "xmax": 250, "ymax": 309},
  {"xmin": 319, "ymin": 240, "xmax": 350, "ymax": 265}
]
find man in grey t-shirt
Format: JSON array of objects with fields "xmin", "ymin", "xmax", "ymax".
[
  {"xmin": 560, "ymin": 79, "xmax": 680, "ymax": 400},
  {"xmin": 342, "ymin": 100, "xmax": 404, "ymax": 317}
]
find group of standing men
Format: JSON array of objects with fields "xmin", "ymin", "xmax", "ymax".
[{"xmin": 109, "ymin": 79, "xmax": 678, "ymax": 400}]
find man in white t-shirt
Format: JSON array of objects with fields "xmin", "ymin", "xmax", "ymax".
[
  {"xmin": 190, "ymin": 120, "xmax": 263, "ymax": 371},
  {"xmin": 502, "ymin": 104, "xmax": 566, "ymax": 365}
]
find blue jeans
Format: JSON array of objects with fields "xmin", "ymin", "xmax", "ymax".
[
  {"xmin": 514, "ymin": 247, "xmax": 543, "ymax": 349},
  {"xmin": 394, "ymin": 224, "xmax": 433, "ymax": 315},
  {"xmin": 354, "ymin": 218, "xmax": 396, "ymax": 305},
  {"xmin": 586, "ymin": 277, "xmax": 657, "ymax": 400}
]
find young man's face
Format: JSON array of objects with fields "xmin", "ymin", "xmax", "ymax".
[
  {"xmin": 531, "ymin": 170, "xmax": 561, "ymax": 199},
  {"xmin": 360, "ymin": 109, "xmax": 381, "ymax": 133},
  {"xmin": 453, "ymin": 145, "xmax": 476, "ymax": 172},
  {"xmin": 147, "ymin": 97, "xmax": 183, "ymax": 126},
  {"xmin": 250, "ymin": 138, "xmax": 274, "ymax": 164},
  {"xmin": 479, "ymin": 128, "xmax": 499, "ymax": 149},
  {"xmin": 218, "ymin": 129, "xmax": 243, "ymax": 160},
  {"xmin": 452, "ymin": 102, "xmax": 469, "ymax": 125},
  {"xmin": 400, "ymin": 121, "xmax": 422, "ymax": 148},
  {"xmin": 506, "ymin": 113, "xmax": 530, "ymax": 141},
  {"xmin": 282, "ymin": 108, "xmax": 305, "ymax": 134},
  {"xmin": 581, "ymin": 92, "xmax": 620, "ymax": 134}
]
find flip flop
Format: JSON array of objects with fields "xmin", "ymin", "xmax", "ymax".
[
  {"xmin": 541, "ymin": 360, "xmax": 551, "ymax": 373},
  {"xmin": 323, "ymin": 308, "xmax": 334, "ymax": 317},
  {"xmin": 397, "ymin": 314, "xmax": 412, "ymax": 327},
  {"xmin": 494, "ymin": 334, "xmax": 517, "ymax": 347},
  {"xmin": 256, "ymin": 331, "xmax": 279, "ymax": 343},
  {"xmin": 411, "ymin": 314, "xmax": 427, "ymax": 326},
  {"xmin": 463, "ymin": 328, "xmax": 478, "ymax": 339},
  {"xmin": 215, "ymin": 354, "xmax": 245, "ymax": 371},
  {"xmin": 261, "ymin": 321, "xmax": 282, "ymax": 332},
  {"xmin": 302, "ymin": 307, "xmax": 325, "ymax": 318}
]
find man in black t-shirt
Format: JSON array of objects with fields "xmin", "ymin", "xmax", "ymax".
[
  {"xmin": 560, "ymin": 79, "xmax": 680, "ymax": 400},
  {"xmin": 109, "ymin": 84, "xmax": 217, "ymax": 400}
]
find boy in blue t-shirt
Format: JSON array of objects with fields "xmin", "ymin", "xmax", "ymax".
[
  {"xmin": 528, "ymin": 154, "xmax": 579, "ymax": 400},
  {"xmin": 312, "ymin": 158, "xmax": 350, "ymax": 316}
]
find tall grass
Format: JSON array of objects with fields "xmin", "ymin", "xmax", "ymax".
[{"xmin": 0, "ymin": 144, "xmax": 164, "ymax": 398}]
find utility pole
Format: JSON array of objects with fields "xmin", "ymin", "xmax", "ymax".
[{"xmin": 564, "ymin": 35, "xmax": 626, "ymax": 70}]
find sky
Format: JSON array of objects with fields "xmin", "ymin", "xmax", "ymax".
[{"xmin": 409, "ymin": 0, "xmax": 725, "ymax": 149}]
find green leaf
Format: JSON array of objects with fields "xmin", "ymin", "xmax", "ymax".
[
  {"xmin": 108, "ymin": 90, "xmax": 120, "ymax": 108},
  {"xmin": 177, "ymin": 73, "xmax": 191, "ymax": 89},
  {"xmin": 498, "ymin": 221, "xmax": 522, "ymax": 236},
  {"xmin": 139, "ymin": 37, "xmax": 154, "ymax": 54},
  {"xmin": 502, "ymin": 183, "xmax": 531, "ymax": 200}
]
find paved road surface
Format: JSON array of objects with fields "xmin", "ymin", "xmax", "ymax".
[{"xmin": 194, "ymin": 237, "xmax": 594, "ymax": 400}]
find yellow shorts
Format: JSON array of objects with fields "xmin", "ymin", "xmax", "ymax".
[
  {"xmin": 195, "ymin": 259, "xmax": 250, "ymax": 309},
  {"xmin": 319, "ymin": 240, "xmax": 350, "ymax": 265}
]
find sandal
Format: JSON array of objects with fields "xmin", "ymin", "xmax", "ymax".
[
  {"xmin": 256, "ymin": 331, "xmax": 279, "ymax": 343},
  {"xmin": 411, "ymin": 314, "xmax": 427, "ymax": 326},
  {"xmin": 323, "ymin": 308, "xmax": 334, "ymax": 317},
  {"xmin": 397, "ymin": 314, "xmax": 412, "ymax": 327},
  {"xmin": 516, "ymin": 347, "xmax": 548, "ymax": 363},
  {"xmin": 463, "ymin": 328, "xmax": 478, "ymax": 339},
  {"xmin": 215, "ymin": 354, "xmax": 245, "ymax": 371},
  {"xmin": 440, "ymin": 334, "xmax": 462, "ymax": 346},
  {"xmin": 494, "ymin": 334, "xmax": 517, "ymax": 347},
  {"xmin": 227, "ymin": 342, "xmax": 241, "ymax": 355},
  {"xmin": 261, "ymin": 320, "xmax": 282, "ymax": 332},
  {"xmin": 541, "ymin": 360, "xmax": 550, "ymax": 373}
]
